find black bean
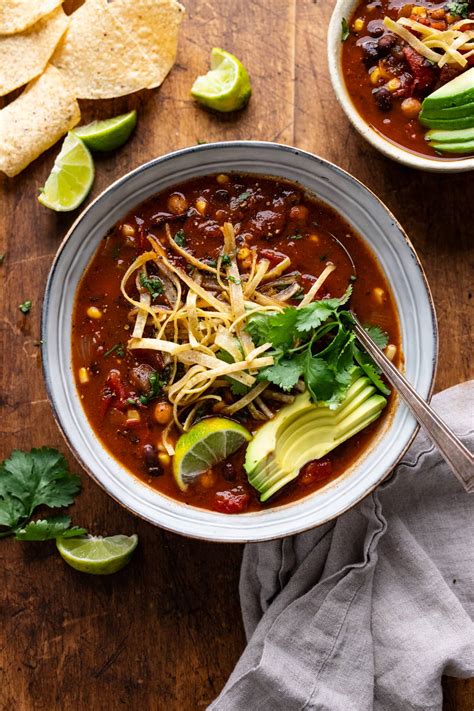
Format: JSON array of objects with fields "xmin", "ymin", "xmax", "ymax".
[
  {"xmin": 214, "ymin": 189, "xmax": 230, "ymax": 202},
  {"xmin": 378, "ymin": 33, "xmax": 398, "ymax": 52},
  {"xmin": 373, "ymin": 87, "xmax": 392, "ymax": 112},
  {"xmin": 222, "ymin": 461, "xmax": 236, "ymax": 482},
  {"xmin": 143, "ymin": 444, "xmax": 162, "ymax": 477},
  {"xmin": 367, "ymin": 19, "xmax": 384, "ymax": 37},
  {"xmin": 359, "ymin": 40, "xmax": 381, "ymax": 65}
]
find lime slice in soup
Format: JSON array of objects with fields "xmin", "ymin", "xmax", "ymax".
[
  {"xmin": 191, "ymin": 48, "xmax": 252, "ymax": 112},
  {"xmin": 73, "ymin": 110, "xmax": 137, "ymax": 151},
  {"xmin": 38, "ymin": 132, "xmax": 94, "ymax": 212},
  {"xmin": 56, "ymin": 534, "xmax": 138, "ymax": 575},
  {"xmin": 173, "ymin": 417, "xmax": 252, "ymax": 491}
]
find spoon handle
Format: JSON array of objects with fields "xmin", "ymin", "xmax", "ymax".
[{"xmin": 351, "ymin": 316, "xmax": 474, "ymax": 493}]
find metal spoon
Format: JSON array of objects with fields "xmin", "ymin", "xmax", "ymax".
[{"xmin": 350, "ymin": 312, "xmax": 474, "ymax": 493}]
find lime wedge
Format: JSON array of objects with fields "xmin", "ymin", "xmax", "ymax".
[
  {"xmin": 56, "ymin": 534, "xmax": 138, "ymax": 575},
  {"xmin": 191, "ymin": 48, "xmax": 252, "ymax": 112},
  {"xmin": 38, "ymin": 133, "xmax": 94, "ymax": 212},
  {"xmin": 173, "ymin": 417, "xmax": 252, "ymax": 491},
  {"xmin": 73, "ymin": 110, "xmax": 137, "ymax": 152}
]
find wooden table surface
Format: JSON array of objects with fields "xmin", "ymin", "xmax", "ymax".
[{"xmin": 1, "ymin": 1, "xmax": 472, "ymax": 709}]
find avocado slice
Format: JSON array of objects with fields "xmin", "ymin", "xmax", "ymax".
[
  {"xmin": 245, "ymin": 376, "xmax": 387, "ymax": 502},
  {"xmin": 430, "ymin": 139, "xmax": 474, "ymax": 154},
  {"xmin": 426, "ymin": 125, "xmax": 474, "ymax": 144},
  {"xmin": 419, "ymin": 113, "xmax": 474, "ymax": 130},
  {"xmin": 420, "ymin": 100, "xmax": 474, "ymax": 120},
  {"xmin": 421, "ymin": 67, "xmax": 474, "ymax": 111}
]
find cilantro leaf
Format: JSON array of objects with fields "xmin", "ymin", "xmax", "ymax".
[
  {"xmin": 247, "ymin": 308, "xmax": 298, "ymax": 350},
  {"xmin": 216, "ymin": 349, "xmax": 249, "ymax": 395},
  {"xmin": 341, "ymin": 17, "xmax": 350, "ymax": 41},
  {"xmin": 364, "ymin": 325, "xmax": 389, "ymax": 350},
  {"xmin": 174, "ymin": 230, "xmax": 186, "ymax": 247},
  {"xmin": 140, "ymin": 273, "xmax": 164, "ymax": 300},
  {"xmin": 353, "ymin": 345, "xmax": 391, "ymax": 396},
  {"xmin": 19, "ymin": 300, "xmax": 32, "ymax": 314},
  {"xmin": 295, "ymin": 302, "xmax": 337, "ymax": 332},
  {"xmin": 0, "ymin": 448, "xmax": 81, "ymax": 523},
  {"xmin": 15, "ymin": 515, "xmax": 87, "ymax": 541},
  {"xmin": 258, "ymin": 357, "xmax": 303, "ymax": 392},
  {"xmin": 303, "ymin": 352, "xmax": 340, "ymax": 402},
  {"xmin": 445, "ymin": 1, "xmax": 468, "ymax": 17}
]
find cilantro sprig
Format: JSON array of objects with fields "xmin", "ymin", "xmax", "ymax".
[
  {"xmin": 246, "ymin": 286, "xmax": 390, "ymax": 407},
  {"xmin": 140, "ymin": 273, "xmax": 164, "ymax": 300},
  {"xmin": 0, "ymin": 448, "xmax": 86, "ymax": 540}
]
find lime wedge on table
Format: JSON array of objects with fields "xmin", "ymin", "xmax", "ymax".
[
  {"xmin": 73, "ymin": 111, "xmax": 137, "ymax": 152},
  {"xmin": 56, "ymin": 534, "xmax": 138, "ymax": 575},
  {"xmin": 173, "ymin": 417, "xmax": 252, "ymax": 491},
  {"xmin": 191, "ymin": 48, "xmax": 252, "ymax": 112},
  {"xmin": 38, "ymin": 133, "xmax": 94, "ymax": 212}
]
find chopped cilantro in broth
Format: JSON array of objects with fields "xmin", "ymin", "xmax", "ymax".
[{"xmin": 71, "ymin": 174, "xmax": 400, "ymax": 513}]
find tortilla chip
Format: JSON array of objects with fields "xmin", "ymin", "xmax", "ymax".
[
  {"xmin": 0, "ymin": 0, "xmax": 64, "ymax": 35},
  {"xmin": 0, "ymin": 64, "xmax": 80, "ymax": 177},
  {"xmin": 52, "ymin": 0, "xmax": 184, "ymax": 99},
  {"xmin": 0, "ymin": 7, "xmax": 69, "ymax": 96},
  {"xmin": 104, "ymin": 0, "xmax": 185, "ymax": 89}
]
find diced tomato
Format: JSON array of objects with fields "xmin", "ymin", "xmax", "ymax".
[
  {"xmin": 402, "ymin": 47, "xmax": 438, "ymax": 94},
  {"xmin": 259, "ymin": 248, "xmax": 287, "ymax": 266},
  {"xmin": 101, "ymin": 369, "xmax": 129, "ymax": 416},
  {"xmin": 213, "ymin": 486, "xmax": 250, "ymax": 514},
  {"xmin": 299, "ymin": 458, "xmax": 333, "ymax": 486}
]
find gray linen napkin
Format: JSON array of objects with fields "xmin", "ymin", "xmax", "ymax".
[{"xmin": 210, "ymin": 381, "xmax": 474, "ymax": 711}]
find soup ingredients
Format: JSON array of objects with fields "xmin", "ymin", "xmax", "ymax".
[
  {"xmin": 191, "ymin": 47, "xmax": 252, "ymax": 112},
  {"xmin": 56, "ymin": 534, "xmax": 138, "ymax": 574},
  {"xmin": 246, "ymin": 376, "xmax": 387, "ymax": 502},
  {"xmin": 173, "ymin": 418, "xmax": 252, "ymax": 491},
  {"xmin": 0, "ymin": 64, "xmax": 80, "ymax": 178},
  {"xmin": 73, "ymin": 110, "xmax": 137, "ymax": 152},
  {"xmin": 341, "ymin": 0, "xmax": 474, "ymax": 157},
  {"xmin": 38, "ymin": 132, "xmax": 94, "ymax": 211},
  {"xmin": 246, "ymin": 291, "xmax": 390, "ymax": 406},
  {"xmin": 0, "ymin": 0, "xmax": 63, "ymax": 35},
  {"xmin": 0, "ymin": 447, "xmax": 82, "ymax": 539},
  {"xmin": 0, "ymin": 6, "xmax": 69, "ymax": 96}
]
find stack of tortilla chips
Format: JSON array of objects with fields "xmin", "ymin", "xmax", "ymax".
[{"xmin": 0, "ymin": 0, "xmax": 185, "ymax": 177}]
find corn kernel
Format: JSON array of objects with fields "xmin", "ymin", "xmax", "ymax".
[
  {"xmin": 158, "ymin": 452, "xmax": 171, "ymax": 467},
  {"xmin": 86, "ymin": 306, "xmax": 102, "ymax": 319},
  {"xmin": 238, "ymin": 247, "xmax": 251, "ymax": 260},
  {"xmin": 126, "ymin": 409, "xmax": 141, "ymax": 423},
  {"xmin": 167, "ymin": 193, "xmax": 188, "ymax": 215},
  {"xmin": 353, "ymin": 17, "xmax": 364, "ymax": 32},
  {"xmin": 411, "ymin": 6, "xmax": 427, "ymax": 16},
  {"xmin": 200, "ymin": 470, "xmax": 216, "ymax": 488},
  {"xmin": 78, "ymin": 367, "xmax": 90, "ymax": 384},
  {"xmin": 153, "ymin": 401, "xmax": 173, "ymax": 425},
  {"xmin": 309, "ymin": 234, "xmax": 320, "ymax": 243},
  {"xmin": 370, "ymin": 67, "xmax": 382, "ymax": 85},
  {"xmin": 386, "ymin": 78, "xmax": 401, "ymax": 92},
  {"xmin": 385, "ymin": 344, "xmax": 397, "ymax": 361},
  {"xmin": 121, "ymin": 223, "xmax": 135, "ymax": 237},
  {"xmin": 216, "ymin": 174, "xmax": 229, "ymax": 184},
  {"xmin": 372, "ymin": 287, "xmax": 385, "ymax": 305},
  {"xmin": 195, "ymin": 198, "xmax": 207, "ymax": 215}
]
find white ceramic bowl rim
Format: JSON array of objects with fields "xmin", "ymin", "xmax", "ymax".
[
  {"xmin": 42, "ymin": 141, "xmax": 438, "ymax": 542},
  {"xmin": 327, "ymin": 0, "xmax": 474, "ymax": 173}
]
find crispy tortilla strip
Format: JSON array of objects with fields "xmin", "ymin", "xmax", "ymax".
[
  {"xmin": 52, "ymin": 0, "xmax": 184, "ymax": 99},
  {"xmin": 0, "ymin": 7, "xmax": 69, "ymax": 96},
  {"xmin": 0, "ymin": 64, "xmax": 80, "ymax": 177},
  {"xmin": 0, "ymin": 0, "xmax": 63, "ymax": 35},
  {"xmin": 104, "ymin": 0, "xmax": 185, "ymax": 89}
]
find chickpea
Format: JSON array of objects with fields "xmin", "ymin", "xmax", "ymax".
[
  {"xmin": 401, "ymin": 98, "xmax": 422, "ymax": 119},
  {"xmin": 216, "ymin": 174, "xmax": 229, "ymax": 184},
  {"xmin": 289, "ymin": 205, "xmax": 309, "ymax": 222},
  {"xmin": 199, "ymin": 469, "xmax": 217, "ymax": 488},
  {"xmin": 167, "ymin": 192, "xmax": 188, "ymax": 215},
  {"xmin": 153, "ymin": 401, "xmax": 173, "ymax": 425},
  {"xmin": 121, "ymin": 223, "xmax": 135, "ymax": 237}
]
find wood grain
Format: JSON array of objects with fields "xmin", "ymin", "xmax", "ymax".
[{"xmin": 0, "ymin": 1, "xmax": 472, "ymax": 709}]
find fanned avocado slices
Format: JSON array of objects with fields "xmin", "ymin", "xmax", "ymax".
[{"xmin": 245, "ymin": 376, "xmax": 387, "ymax": 502}]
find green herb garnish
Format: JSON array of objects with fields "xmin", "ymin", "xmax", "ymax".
[
  {"xmin": 174, "ymin": 229, "xmax": 186, "ymax": 247},
  {"xmin": 140, "ymin": 273, "xmax": 164, "ymax": 300},
  {"xmin": 104, "ymin": 343, "xmax": 125, "ymax": 358},
  {"xmin": 19, "ymin": 300, "xmax": 32, "ymax": 314},
  {"xmin": 139, "ymin": 369, "xmax": 169, "ymax": 405},
  {"xmin": 0, "ymin": 448, "xmax": 86, "ymax": 540},
  {"xmin": 221, "ymin": 254, "xmax": 232, "ymax": 266},
  {"xmin": 445, "ymin": 1, "xmax": 468, "ymax": 17},
  {"xmin": 227, "ymin": 275, "xmax": 241, "ymax": 285},
  {"xmin": 288, "ymin": 232, "xmax": 303, "ymax": 240},
  {"xmin": 341, "ymin": 17, "xmax": 350, "ymax": 41},
  {"xmin": 236, "ymin": 190, "xmax": 251, "ymax": 204},
  {"xmin": 246, "ymin": 286, "xmax": 390, "ymax": 406}
]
